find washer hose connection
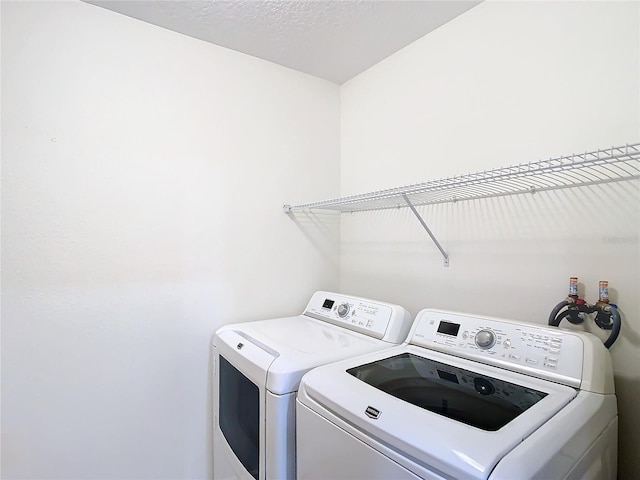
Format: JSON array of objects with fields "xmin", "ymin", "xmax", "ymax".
[{"xmin": 548, "ymin": 278, "xmax": 621, "ymax": 349}]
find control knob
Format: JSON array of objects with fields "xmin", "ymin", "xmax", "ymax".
[
  {"xmin": 337, "ymin": 303, "xmax": 350, "ymax": 318},
  {"xmin": 475, "ymin": 329, "xmax": 496, "ymax": 349}
]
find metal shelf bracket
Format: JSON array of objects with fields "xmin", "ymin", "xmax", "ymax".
[{"xmin": 402, "ymin": 194, "xmax": 449, "ymax": 267}]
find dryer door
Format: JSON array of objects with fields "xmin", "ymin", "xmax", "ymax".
[{"xmin": 213, "ymin": 330, "xmax": 277, "ymax": 480}]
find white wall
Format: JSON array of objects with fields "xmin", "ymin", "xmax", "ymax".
[
  {"xmin": 340, "ymin": 1, "xmax": 639, "ymax": 477},
  {"xmin": 0, "ymin": 1, "xmax": 339, "ymax": 479}
]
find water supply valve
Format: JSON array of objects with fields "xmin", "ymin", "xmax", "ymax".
[{"xmin": 548, "ymin": 277, "xmax": 621, "ymax": 349}]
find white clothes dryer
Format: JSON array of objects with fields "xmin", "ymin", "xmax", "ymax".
[
  {"xmin": 297, "ymin": 309, "xmax": 618, "ymax": 480},
  {"xmin": 212, "ymin": 291, "xmax": 413, "ymax": 480}
]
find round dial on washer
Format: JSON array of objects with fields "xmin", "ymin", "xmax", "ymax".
[
  {"xmin": 475, "ymin": 329, "xmax": 497, "ymax": 349},
  {"xmin": 337, "ymin": 303, "xmax": 350, "ymax": 318}
]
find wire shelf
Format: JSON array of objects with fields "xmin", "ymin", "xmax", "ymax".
[{"xmin": 284, "ymin": 143, "xmax": 640, "ymax": 213}]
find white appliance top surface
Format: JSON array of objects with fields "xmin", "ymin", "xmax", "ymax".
[
  {"xmin": 298, "ymin": 344, "xmax": 579, "ymax": 480},
  {"xmin": 243, "ymin": 315, "xmax": 378, "ymax": 354},
  {"xmin": 217, "ymin": 315, "xmax": 395, "ymax": 394},
  {"xmin": 214, "ymin": 291, "xmax": 412, "ymax": 394}
]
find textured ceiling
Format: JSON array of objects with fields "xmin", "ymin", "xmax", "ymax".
[{"xmin": 85, "ymin": 0, "xmax": 481, "ymax": 84}]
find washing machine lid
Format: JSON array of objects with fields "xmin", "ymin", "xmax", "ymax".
[
  {"xmin": 216, "ymin": 315, "xmax": 397, "ymax": 395},
  {"xmin": 298, "ymin": 345, "xmax": 578, "ymax": 480}
]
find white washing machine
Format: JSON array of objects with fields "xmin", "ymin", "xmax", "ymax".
[
  {"xmin": 297, "ymin": 309, "xmax": 618, "ymax": 480},
  {"xmin": 212, "ymin": 291, "xmax": 413, "ymax": 480}
]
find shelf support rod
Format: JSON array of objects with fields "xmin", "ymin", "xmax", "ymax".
[{"xmin": 402, "ymin": 194, "xmax": 449, "ymax": 267}]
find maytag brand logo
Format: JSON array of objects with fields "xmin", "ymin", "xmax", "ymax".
[{"xmin": 365, "ymin": 406, "xmax": 381, "ymax": 419}]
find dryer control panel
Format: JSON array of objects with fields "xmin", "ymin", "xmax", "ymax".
[
  {"xmin": 304, "ymin": 291, "xmax": 412, "ymax": 343},
  {"xmin": 409, "ymin": 309, "xmax": 593, "ymax": 388}
]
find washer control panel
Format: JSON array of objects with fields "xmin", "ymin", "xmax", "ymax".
[
  {"xmin": 304, "ymin": 292, "xmax": 409, "ymax": 341},
  {"xmin": 410, "ymin": 310, "xmax": 585, "ymax": 387}
]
